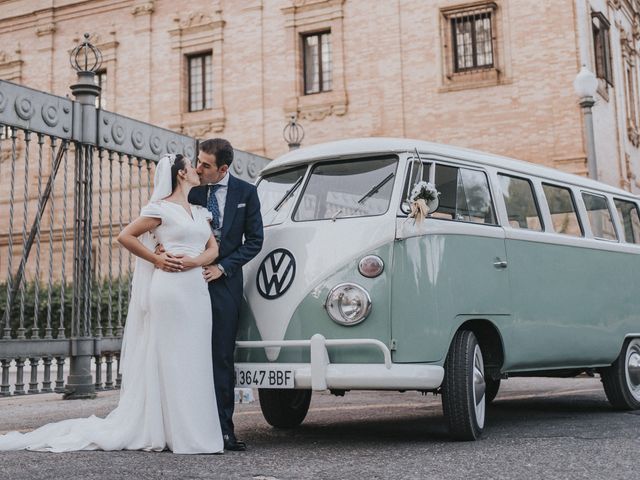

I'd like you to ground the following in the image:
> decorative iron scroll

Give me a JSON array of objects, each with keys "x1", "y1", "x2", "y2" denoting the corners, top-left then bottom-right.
[
  {"x1": 0, "y1": 79, "x2": 73, "y2": 139},
  {"x1": 98, "y1": 110, "x2": 196, "y2": 161}
]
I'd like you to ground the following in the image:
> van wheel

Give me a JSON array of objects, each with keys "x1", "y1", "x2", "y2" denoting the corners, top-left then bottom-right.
[
  {"x1": 485, "y1": 377, "x2": 501, "y2": 404},
  {"x1": 601, "y1": 338, "x2": 640, "y2": 410},
  {"x1": 442, "y1": 330, "x2": 486, "y2": 441},
  {"x1": 258, "y1": 389, "x2": 312, "y2": 428}
]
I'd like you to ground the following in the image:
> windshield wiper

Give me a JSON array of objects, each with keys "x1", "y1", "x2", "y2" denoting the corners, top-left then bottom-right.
[
  {"x1": 274, "y1": 176, "x2": 303, "y2": 212},
  {"x1": 357, "y1": 173, "x2": 395, "y2": 205}
]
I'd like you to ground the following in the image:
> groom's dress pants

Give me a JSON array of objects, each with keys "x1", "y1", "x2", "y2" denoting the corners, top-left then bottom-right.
[{"x1": 209, "y1": 279, "x2": 239, "y2": 436}]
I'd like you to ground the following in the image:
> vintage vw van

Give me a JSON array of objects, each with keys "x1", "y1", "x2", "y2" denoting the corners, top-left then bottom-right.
[{"x1": 235, "y1": 138, "x2": 640, "y2": 440}]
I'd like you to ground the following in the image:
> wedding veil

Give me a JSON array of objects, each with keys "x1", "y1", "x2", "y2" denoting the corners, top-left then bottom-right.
[
  {"x1": 149, "y1": 154, "x2": 175, "y2": 202},
  {"x1": 118, "y1": 154, "x2": 176, "y2": 392}
]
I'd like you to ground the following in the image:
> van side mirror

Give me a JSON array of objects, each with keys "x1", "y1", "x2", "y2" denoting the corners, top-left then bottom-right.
[
  {"x1": 401, "y1": 158, "x2": 435, "y2": 215},
  {"x1": 408, "y1": 181, "x2": 440, "y2": 222}
]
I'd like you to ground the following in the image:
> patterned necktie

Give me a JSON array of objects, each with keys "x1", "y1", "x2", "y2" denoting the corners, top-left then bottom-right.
[{"x1": 207, "y1": 184, "x2": 223, "y2": 231}]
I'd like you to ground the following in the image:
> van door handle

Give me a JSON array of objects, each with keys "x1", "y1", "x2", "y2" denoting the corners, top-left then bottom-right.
[{"x1": 493, "y1": 258, "x2": 508, "y2": 269}]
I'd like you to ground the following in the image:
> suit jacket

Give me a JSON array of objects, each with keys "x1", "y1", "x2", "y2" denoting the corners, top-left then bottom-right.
[{"x1": 188, "y1": 175, "x2": 264, "y2": 301}]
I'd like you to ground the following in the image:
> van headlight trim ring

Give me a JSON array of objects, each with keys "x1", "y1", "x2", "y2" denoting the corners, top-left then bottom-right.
[{"x1": 325, "y1": 283, "x2": 372, "y2": 326}]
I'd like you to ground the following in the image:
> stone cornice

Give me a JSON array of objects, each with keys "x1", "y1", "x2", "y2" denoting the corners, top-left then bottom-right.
[
  {"x1": 0, "y1": 0, "x2": 132, "y2": 33},
  {"x1": 131, "y1": 1, "x2": 154, "y2": 16},
  {"x1": 173, "y1": 113, "x2": 226, "y2": 137},
  {"x1": 609, "y1": 0, "x2": 640, "y2": 22},
  {"x1": 0, "y1": 48, "x2": 21, "y2": 65},
  {"x1": 281, "y1": 0, "x2": 345, "y2": 29},
  {"x1": 35, "y1": 22, "x2": 56, "y2": 37},
  {"x1": 609, "y1": 0, "x2": 640, "y2": 13},
  {"x1": 169, "y1": 10, "x2": 226, "y2": 50},
  {"x1": 621, "y1": 31, "x2": 637, "y2": 59},
  {"x1": 170, "y1": 9, "x2": 225, "y2": 34},
  {"x1": 281, "y1": 0, "x2": 345, "y2": 16},
  {"x1": 0, "y1": 48, "x2": 23, "y2": 82},
  {"x1": 240, "y1": 0, "x2": 263, "y2": 12},
  {"x1": 0, "y1": 57, "x2": 23, "y2": 68},
  {"x1": 440, "y1": 1, "x2": 498, "y2": 16}
]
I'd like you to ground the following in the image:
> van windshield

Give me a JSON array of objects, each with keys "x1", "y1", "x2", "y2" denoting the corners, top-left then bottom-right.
[
  {"x1": 258, "y1": 166, "x2": 308, "y2": 226},
  {"x1": 293, "y1": 157, "x2": 398, "y2": 222}
]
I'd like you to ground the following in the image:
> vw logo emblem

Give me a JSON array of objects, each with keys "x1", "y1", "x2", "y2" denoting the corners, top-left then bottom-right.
[{"x1": 256, "y1": 249, "x2": 296, "y2": 300}]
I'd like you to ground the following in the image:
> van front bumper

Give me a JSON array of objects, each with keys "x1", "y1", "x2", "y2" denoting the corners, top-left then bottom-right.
[{"x1": 235, "y1": 334, "x2": 444, "y2": 391}]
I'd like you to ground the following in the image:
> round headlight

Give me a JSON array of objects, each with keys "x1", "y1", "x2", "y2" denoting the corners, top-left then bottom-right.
[
  {"x1": 325, "y1": 283, "x2": 372, "y2": 326},
  {"x1": 358, "y1": 255, "x2": 384, "y2": 278}
]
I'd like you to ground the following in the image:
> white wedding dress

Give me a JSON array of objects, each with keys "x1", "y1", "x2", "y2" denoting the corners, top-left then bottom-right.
[{"x1": 0, "y1": 158, "x2": 224, "y2": 455}]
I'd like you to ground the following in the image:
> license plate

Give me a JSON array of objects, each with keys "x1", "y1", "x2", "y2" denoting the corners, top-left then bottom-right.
[{"x1": 235, "y1": 367, "x2": 295, "y2": 389}]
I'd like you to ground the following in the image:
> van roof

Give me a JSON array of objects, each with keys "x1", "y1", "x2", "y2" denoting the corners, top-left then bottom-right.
[{"x1": 262, "y1": 137, "x2": 639, "y2": 199}]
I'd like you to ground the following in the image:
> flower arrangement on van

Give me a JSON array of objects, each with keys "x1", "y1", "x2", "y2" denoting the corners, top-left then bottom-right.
[{"x1": 409, "y1": 181, "x2": 440, "y2": 224}]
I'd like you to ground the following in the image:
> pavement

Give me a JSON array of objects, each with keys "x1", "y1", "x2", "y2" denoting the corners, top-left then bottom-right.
[{"x1": 1, "y1": 377, "x2": 639, "y2": 480}]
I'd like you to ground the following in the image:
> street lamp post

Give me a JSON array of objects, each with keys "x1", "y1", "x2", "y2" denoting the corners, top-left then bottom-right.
[
  {"x1": 283, "y1": 115, "x2": 305, "y2": 150},
  {"x1": 65, "y1": 33, "x2": 103, "y2": 399},
  {"x1": 574, "y1": 65, "x2": 599, "y2": 181}
]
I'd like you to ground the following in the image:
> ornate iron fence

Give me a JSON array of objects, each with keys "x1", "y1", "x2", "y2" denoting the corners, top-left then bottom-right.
[{"x1": 0, "y1": 34, "x2": 225, "y2": 399}]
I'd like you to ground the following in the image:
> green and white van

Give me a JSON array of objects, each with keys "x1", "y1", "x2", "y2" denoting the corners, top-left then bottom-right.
[{"x1": 234, "y1": 138, "x2": 640, "y2": 440}]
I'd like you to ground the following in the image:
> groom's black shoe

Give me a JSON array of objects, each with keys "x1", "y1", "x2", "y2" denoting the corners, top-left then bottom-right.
[{"x1": 223, "y1": 433, "x2": 246, "y2": 451}]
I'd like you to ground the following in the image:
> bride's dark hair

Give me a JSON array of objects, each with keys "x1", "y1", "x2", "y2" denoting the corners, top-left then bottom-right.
[{"x1": 170, "y1": 154, "x2": 187, "y2": 192}]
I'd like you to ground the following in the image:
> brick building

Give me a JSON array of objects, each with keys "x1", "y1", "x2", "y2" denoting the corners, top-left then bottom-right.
[
  {"x1": 1, "y1": 0, "x2": 640, "y2": 285},
  {"x1": 1, "y1": 0, "x2": 640, "y2": 189},
  {"x1": 1, "y1": 0, "x2": 640, "y2": 186}
]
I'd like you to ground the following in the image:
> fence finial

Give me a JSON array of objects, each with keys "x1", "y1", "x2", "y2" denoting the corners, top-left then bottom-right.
[
  {"x1": 283, "y1": 115, "x2": 305, "y2": 150},
  {"x1": 70, "y1": 33, "x2": 103, "y2": 74}
]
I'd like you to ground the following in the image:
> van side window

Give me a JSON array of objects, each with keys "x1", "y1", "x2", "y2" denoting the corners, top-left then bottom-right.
[
  {"x1": 581, "y1": 192, "x2": 617, "y2": 240},
  {"x1": 613, "y1": 198, "x2": 640, "y2": 244},
  {"x1": 498, "y1": 174, "x2": 543, "y2": 231},
  {"x1": 542, "y1": 184, "x2": 583, "y2": 237},
  {"x1": 432, "y1": 164, "x2": 496, "y2": 224}
]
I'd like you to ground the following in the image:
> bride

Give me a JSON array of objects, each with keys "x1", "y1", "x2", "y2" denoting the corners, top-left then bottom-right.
[{"x1": 0, "y1": 154, "x2": 224, "y2": 454}]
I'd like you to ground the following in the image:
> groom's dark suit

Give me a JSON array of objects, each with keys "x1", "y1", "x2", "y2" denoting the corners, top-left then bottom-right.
[{"x1": 189, "y1": 174, "x2": 263, "y2": 437}]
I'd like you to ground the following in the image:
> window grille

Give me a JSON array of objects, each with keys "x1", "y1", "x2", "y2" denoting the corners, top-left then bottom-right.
[
  {"x1": 449, "y1": 8, "x2": 495, "y2": 73},
  {"x1": 592, "y1": 12, "x2": 613, "y2": 85}
]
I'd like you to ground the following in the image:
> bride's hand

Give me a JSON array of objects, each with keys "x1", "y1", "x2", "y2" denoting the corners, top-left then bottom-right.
[{"x1": 154, "y1": 252, "x2": 184, "y2": 272}]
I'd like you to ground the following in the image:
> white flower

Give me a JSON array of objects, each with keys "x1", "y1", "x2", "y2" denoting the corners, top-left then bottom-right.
[{"x1": 410, "y1": 181, "x2": 439, "y2": 203}]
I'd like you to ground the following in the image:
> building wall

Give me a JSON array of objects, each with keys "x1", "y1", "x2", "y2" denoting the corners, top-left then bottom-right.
[
  {"x1": 576, "y1": 0, "x2": 640, "y2": 190},
  {"x1": 0, "y1": 0, "x2": 622, "y2": 173},
  {"x1": 2, "y1": 0, "x2": 640, "y2": 285}
]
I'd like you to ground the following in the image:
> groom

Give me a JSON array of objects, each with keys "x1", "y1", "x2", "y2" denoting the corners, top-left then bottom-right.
[{"x1": 189, "y1": 138, "x2": 263, "y2": 451}]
